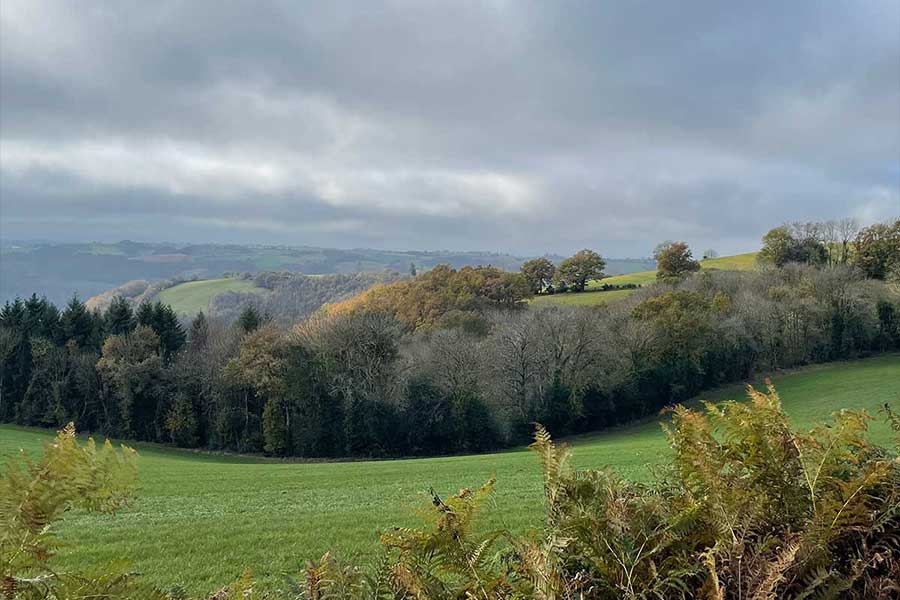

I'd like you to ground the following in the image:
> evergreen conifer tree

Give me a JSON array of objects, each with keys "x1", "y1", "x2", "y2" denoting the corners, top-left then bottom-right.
[
  {"x1": 105, "y1": 296, "x2": 136, "y2": 336},
  {"x1": 60, "y1": 296, "x2": 94, "y2": 349}
]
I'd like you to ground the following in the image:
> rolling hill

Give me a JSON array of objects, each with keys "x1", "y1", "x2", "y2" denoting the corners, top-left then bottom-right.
[
  {"x1": 1, "y1": 239, "x2": 654, "y2": 306},
  {"x1": 157, "y1": 277, "x2": 266, "y2": 315},
  {"x1": 2, "y1": 354, "x2": 895, "y2": 595},
  {"x1": 598, "y1": 251, "x2": 758, "y2": 287}
]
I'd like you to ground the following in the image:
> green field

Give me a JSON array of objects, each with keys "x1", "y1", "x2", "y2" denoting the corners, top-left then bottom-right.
[
  {"x1": 530, "y1": 288, "x2": 636, "y2": 306},
  {"x1": 699, "y1": 251, "x2": 759, "y2": 272},
  {"x1": 157, "y1": 278, "x2": 265, "y2": 315},
  {"x1": 592, "y1": 251, "x2": 759, "y2": 288},
  {"x1": 2, "y1": 354, "x2": 897, "y2": 595},
  {"x1": 533, "y1": 252, "x2": 759, "y2": 307}
]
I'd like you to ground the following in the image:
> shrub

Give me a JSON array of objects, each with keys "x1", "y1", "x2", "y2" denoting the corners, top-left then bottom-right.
[
  {"x1": 238, "y1": 385, "x2": 896, "y2": 599},
  {"x1": 0, "y1": 424, "x2": 152, "y2": 599}
]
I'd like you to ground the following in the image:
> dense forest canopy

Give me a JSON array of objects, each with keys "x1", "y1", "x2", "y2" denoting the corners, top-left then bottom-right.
[{"x1": 1, "y1": 219, "x2": 898, "y2": 458}]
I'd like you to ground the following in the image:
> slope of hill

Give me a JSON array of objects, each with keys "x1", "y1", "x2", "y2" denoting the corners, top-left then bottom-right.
[
  {"x1": 2, "y1": 354, "x2": 896, "y2": 595},
  {"x1": 210, "y1": 271, "x2": 406, "y2": 323},
  {"x1": 84, "y1": 279, "x2": 152, "y2": 311},
  {"x1": 157, "y1": 278, "x2": 265, "y2": 315},
  {"x1": 529, "y1": 287, "x2": 636, "y2": 306},
  {"x1": 697, "y1": 251, "x2": 759, "y2": 271},
  {"x1": 594, "y1": 251, "x2": 759, "y2": 288}
]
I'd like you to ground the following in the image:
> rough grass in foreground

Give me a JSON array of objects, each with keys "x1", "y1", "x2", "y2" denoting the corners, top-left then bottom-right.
[{"x1": 0, "y1": 354, "x2": 896, "y2": 595}]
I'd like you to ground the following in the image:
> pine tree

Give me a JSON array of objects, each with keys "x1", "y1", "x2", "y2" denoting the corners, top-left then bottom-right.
[
  {"x1": 135, "y1": 302, "x2": 185, "y2": 361},
  {"x1": 188, "y1": 311, "x2": 210, "y2": 352},
  {"x1": 24, "y1": 294, "x2": 61, "y2": 340},
  {"x1": 105, "y1": 296, "x2": 135, "y2": 336},
  {"x1": 0, "y1": 298, "x2": 26, "y2": 329},
  {"x1": 0, "y1": 309, "x2": 29, "y2": 422},
  {"x1": 136, "y1": 301, "x2": 156, "y2": 328},
  {"x1": 60, "y1": 295, "x2": 94, "y2": 349},
  {"x1": 152, "y1": 303, "x2": 186, "y2": 361},
  {"x1": 238, "y1": 305, "x2": 261, "y2": 333}
]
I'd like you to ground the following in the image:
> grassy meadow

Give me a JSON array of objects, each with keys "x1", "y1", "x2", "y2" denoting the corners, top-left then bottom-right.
[
  {"x1": 157, "y1": 277, "x2": 265, "y2": 315},
  {"x1": 529, "y1": 287, "x2": 636, "y2": 306},
  {"x1": 1, "y1": 354, "x2": 897, "y2": 595},
  {"x1": 699, "y1": 251, "x2": 759, "y2": 271}
]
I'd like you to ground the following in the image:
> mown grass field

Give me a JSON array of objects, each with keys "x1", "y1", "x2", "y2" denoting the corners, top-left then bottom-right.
[
  {"x1": 1, "y1": 354, "x2": 896, "y2": 595},
  {"x1": 533, "y1": 252, "x2": 759, "y2": 307},
  {"x1": 157, "y1": 277, "x2": 265, "y2": 315},
  {"x1": 699, "y1": 251, "x2": 758, "y2": 272}
]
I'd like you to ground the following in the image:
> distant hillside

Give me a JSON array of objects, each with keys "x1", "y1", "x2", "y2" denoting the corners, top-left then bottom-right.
[
  {"x1": 1, "y1": 239, "x2": 653, "y2": 305},
  {"x1": 140, "y1": 271, "x2": 404, "y2": 322},
  {"x1": 157, "y1": 278, "x2": 265, "y2": 315},
  {"x1": 532, "y1": 252, "x2": 759, "y2": 307},
  {"x1": 84, "y1": 279, "x2": 153, "y2": 311}
]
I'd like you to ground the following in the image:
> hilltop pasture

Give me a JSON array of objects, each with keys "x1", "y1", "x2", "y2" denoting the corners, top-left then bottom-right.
[
  {"x1": 157, "y1": 277, "x2": 265, "y2": 315},
  {"x1": 2, "y1": 355, "x2": 896, "y2": 595},
  {"x1": 532, "y1": 251, "x2": 759, "y2": 307}
]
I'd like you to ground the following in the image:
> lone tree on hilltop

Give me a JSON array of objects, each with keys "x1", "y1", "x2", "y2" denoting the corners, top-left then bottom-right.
[
  {"x1": 554, "y1": 250, "x2": 605, "y2": 292},
  {"x1": 654, "y1": 242, "x2": 701, "y2": 282}
]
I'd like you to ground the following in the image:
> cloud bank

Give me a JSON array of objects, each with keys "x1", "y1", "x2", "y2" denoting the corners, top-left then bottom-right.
[{"x1": 2, "y1": 0, "x2": 898, "y2": 256}]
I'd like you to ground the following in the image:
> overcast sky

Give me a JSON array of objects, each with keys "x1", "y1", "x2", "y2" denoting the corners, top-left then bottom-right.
[{"x1": 1, "y1": 1, "x2": 898, "y2": 257}]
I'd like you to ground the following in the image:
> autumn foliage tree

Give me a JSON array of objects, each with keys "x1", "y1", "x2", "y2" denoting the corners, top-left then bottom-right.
[
  {"x1": 1, "y1": 424, "x2": 146, "y2": 599},
  {"x1": 653, "y1": 241, "x2": 701, "y2": 282},
  {"x1": 854, "y1": 218, "x2": 900, "y2": 280},
  {"x1": 223, "y1": 323, "x2": 288, "y2": 455},
  {"x1": 521, "y1": 257, "x2": 556, "y2": 294},
  {"x1": 324, "y1": 264, "x2": 531, "y2": 330}
]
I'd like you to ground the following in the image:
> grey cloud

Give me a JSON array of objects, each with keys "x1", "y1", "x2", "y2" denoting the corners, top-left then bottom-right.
[{"x1": 1, "y1": 0, "x2": 897, "y2": 257}]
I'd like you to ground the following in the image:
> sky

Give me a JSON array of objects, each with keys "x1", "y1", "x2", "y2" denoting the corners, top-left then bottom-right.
[{"x1": 1, "y1": 1, "x2": 898, "y2": 257}]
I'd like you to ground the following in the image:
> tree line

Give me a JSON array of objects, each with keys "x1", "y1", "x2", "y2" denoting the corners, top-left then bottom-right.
[
  {"x1": 1, "y1": 219, "x2": 898, "y2": 457},
  {"x1": 757, "y1": 217, "x2": 900, "y2": 275}
]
